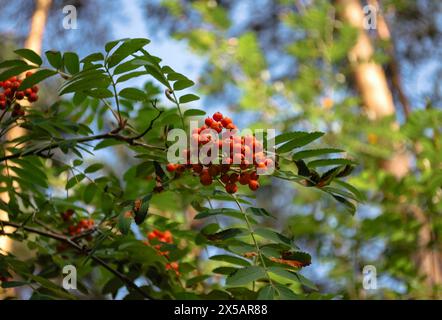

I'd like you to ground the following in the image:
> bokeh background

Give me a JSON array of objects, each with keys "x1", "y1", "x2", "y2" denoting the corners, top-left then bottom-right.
[{"x1": 0, "y1": 0, "x2": 441, "y2": 299}]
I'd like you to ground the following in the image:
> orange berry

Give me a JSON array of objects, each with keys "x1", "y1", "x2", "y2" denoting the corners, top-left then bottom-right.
[
  {"x1": 213, "y1": 112, "x2": 223, "y2": 121},
  {"x1": 166, "y1": 163, "x2": 177, "y2": 172},
  {"x1": 205, "y1": 117, "x2": 214, "y2": 126},
  {"x1": 147, "y1": 231, "x2": 157, "y2": 240},
  {"x1": 248, "y1": 180, "x2": 260, "y2": 191},
  {"x1": 221, "y1": 117, "x2": 232, "y2": 127}
]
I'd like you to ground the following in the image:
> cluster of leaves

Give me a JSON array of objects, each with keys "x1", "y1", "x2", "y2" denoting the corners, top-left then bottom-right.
[{"x1": 0, "y1": 38, "x2": 358, "y2": 299}]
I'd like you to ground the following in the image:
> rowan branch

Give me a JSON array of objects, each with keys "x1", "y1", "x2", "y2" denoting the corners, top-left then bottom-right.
[
  {"x1": 0, "y1": 110, "x2": 165, "y2": 163},
  {"x1": 0, "y1": 219, "x2": 154, "y2": 300}
]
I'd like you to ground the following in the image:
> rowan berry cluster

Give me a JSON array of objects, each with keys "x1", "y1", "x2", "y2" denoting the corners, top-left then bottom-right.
[
  {"x1": 145, "y1": 229, "x2": 180, "y2": 275},
  {"x1": 0, "y1": 72, "x2": 39, "y2": 116},
  {"x1": 61, "y1": 209, "x2": 95, "y2": 236},
  {"x1": 67, "y1": 219, "x2": 95, "y2": 236},
  {"x1": 166, "y1": 112, "x2": 274, "y2": 194}
]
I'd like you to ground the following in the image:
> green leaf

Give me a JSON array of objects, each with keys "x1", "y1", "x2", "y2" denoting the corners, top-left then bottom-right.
[
  {"x1": 246, "y1": 207, "x2": 274, "y2": 218},
  {"x1": 307, "y1": 158, "x2": 356, "y2": 168},
  {"x1": 45, "y1": 50, "x2": 63, "y2": 69},
  {"x1": 14, "y1": 48, "x2": 42, "y2": 65},
  {"x1": 167, "y1": 72, "x2": 187, "y2": 81},
  {"x1": 66, "y1": 174, "x2": 85, "y2": 189},
  {"x1": 331, "y1": 194, "x2": 356, "y2": 215},
  {"x1": 277, "y1": 132, "x2": 324, "y2": 153},
  {"x1": 258, "y1": 285, "x2": 276, "y2": 300},
  {"x1": 212, "y1": 266, "x2": 237, "y2": 275},
  {"x1": 107, "y1": 38, "x2": 150, "y2": 68},
  {"x1": 226, "y1": 266, "x2": 266, "y2": 286},
  {"x1": 105, "y1": 38, "x2": 127, "y2": 52},
  {"x1": 205, "y1": 228, "x2": 248, "y2": 241},
  {"x1": 18, "y1": 69, "x2": 57, "y2": 90},
  {"x1": 116, "y1": 71, "x2": 147, "y2": 83},
  {"x1": 333, "y1": 180, "x2": 365, "y2": 202},
  {"x1": 275, "y1": 132, "x2": 308, "y2": 145},
  {"x1": 119, "y1": 87, "x2": 147, "y2": 101},
  {"x1": 183, "y1": 109, "x2": 206, "y2": 117},
  {"x1": 173, "y1": 79, "x2": 194, "y2": 91},
  {"x1": 254, "y1": 227, "x2": 295, "y2": 248},
  {"x1": 1, "y1": 281, "x2": 29, "y2": 289},
  {"x1": 83, "y1": 183, "x2": 97, "y2": 204},
  {"x1": 292, "y1": 148, "x2": 344, "y2": 160},
  {"x1": 0, "y1": 65, "x2": 36, "y2": 81},
  {"x1": 268, "y1": 267, "x2": 315, "y2": 288},
  {"x1": 85, "y1": 88, "x2": 114, "y2": 98},
  {"x1": 134, "y1": 194, "x2": 151, "y2": 225},
  {"x1": 81, "y1": 52, "x2": 104, "y2": 63},
  {"x1": 85, "y1": 163, "x2": 104, "y2": 173},
  {"x1": 64, "y1": 52, "x2": 80, "y2": 74},
  {"x1": 179, "y1": 94, "x2": 200, "y2": 104},
  {"x1": 0, "y1": 59, "x2": 28, "y2": 69},
  {"x1": 209, "y1": 254, "x2": 251, "y2": 267},
  {"x1": 195, "y1": 208, "x2": 255, "y2": 223},
  {"x1": 118, "y1": 209, "x2": 132, "y2": 235},
  {"x1": 94, "y1": 139, "x2": 123, "y2": 150}
]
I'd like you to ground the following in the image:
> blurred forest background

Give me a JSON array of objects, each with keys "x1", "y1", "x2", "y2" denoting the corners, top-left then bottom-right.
[{"x1": 0, "y1": 0, "x2": 441, "y2": 299}]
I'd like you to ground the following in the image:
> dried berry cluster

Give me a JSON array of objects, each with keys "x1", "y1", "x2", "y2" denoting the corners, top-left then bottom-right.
[
  {"x1": 145, "y1": 229, "x2": 179, "y2": 275},
  {"x1": 166, "y1": 112, "x2": 274, "y2": 194},
  {"x1": 0, "y1": 72, "x2": 39, "y2": 116}
]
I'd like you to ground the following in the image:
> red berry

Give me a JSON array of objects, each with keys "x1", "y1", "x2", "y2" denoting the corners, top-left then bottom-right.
[
  {"x1": 15, "y1": 91, "x2": 25, "y2": 100},
  {"x1": 0, "y1": 101, "x2": 6, "y2": 110},
  {"x1": 200, "y1": 174, "x2": 213, "y2": 186},
  {"x1": 25, "y1": 71, "x2": 33, "y2": 78},
  {"x1": 192, "y1": 164, "x2": 203, "y2": 173},
  {"x1": 0, "y1": 81, "x2": 4, "y2": 88},
  {"x1": 221, "y1": 117, "x2": 232, "y2": 127},
  {"x1": 28, "y1": 93, "x2": 38, "y2": 102},
  {"x1": 24, "y1": 88, "x2": 33, "y2": 96},
  {"x1": 31, "y1": 85, "x2": 39, "y2": 93},
  {"x1": 250, "y1": 171, "x2": 259, "y2": 181},
  {"x1": 229, "y1": 173, "x2": 239, "y2": 183},
  {"x1": 11, "y1": 81, "x2": 20, "y2": 90},
  {"x1": 205, "y1": 117, "x2": 214, "y2": 126},
  {"x1": 226, "y1": 123, "x2": 236, "y2": 130},
  {"x1": 4, "y1": 88, "x2": 13, "y2": 97},
  {"x1": 239, "y1": 173, "x2": 250, "y2": 185},
  {"x1": 213, "y1": 112, "x2": 223, "y2": 121},
  {"x1": 3, "y1": 81, "x2": 11, "y2": 89},
  {"x1": 208, "y1": 165, "x2": 220, "y2": 176},
  {"x1": 0, "y1": 94, "x2": 5, "y2": 101},
  {"x1": 9, "y1": 76, "x2": 17, "y2": 82},
  {"x1": 225, "y1": 183, "x2": 238, "y2": 194},
  {"x1": 220, "y1": 173, "x2": 230, "y2": 184},
  {"x1": 166, "y1": 163, "x2": 177, "y2": 172},
  {"x1": 248, "y1": 180, "x2": 260, "y2": 191},
  {"x1": 175, "y1": 164, "x2": 185, "y2": 173}
]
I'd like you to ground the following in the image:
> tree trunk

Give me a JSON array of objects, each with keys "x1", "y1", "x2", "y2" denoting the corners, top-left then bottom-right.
[
  {"x1": 0, "y1": 0, "x2": 52, "y2": 297},
  {"x1": 336, "y1": 0, "x2": 441, "y2": 295}
]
